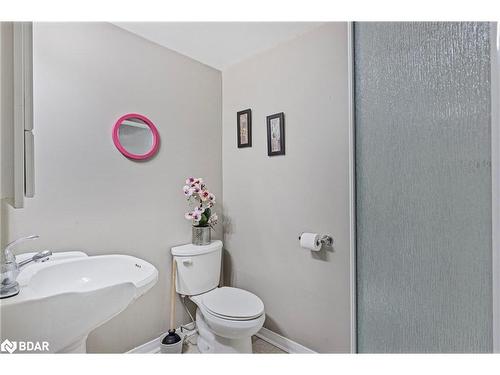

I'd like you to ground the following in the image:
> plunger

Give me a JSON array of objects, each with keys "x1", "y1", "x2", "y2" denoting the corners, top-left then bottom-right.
[{"x1": 161, "y1": 258, "x2": 182, "y2": 352}]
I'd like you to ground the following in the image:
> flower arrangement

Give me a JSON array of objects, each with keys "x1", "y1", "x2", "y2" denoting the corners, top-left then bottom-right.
[{"x1": 183, "y1": 177, "x2": 218, "y2": 229}]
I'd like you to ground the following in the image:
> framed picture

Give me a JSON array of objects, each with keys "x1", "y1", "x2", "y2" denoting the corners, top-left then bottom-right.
[
  {"x1": 237, "y1": 109, "x2": 252, "y2": 148},
  {"x1": 267, "y1": 112, "x2": 285, "y2": 156}
]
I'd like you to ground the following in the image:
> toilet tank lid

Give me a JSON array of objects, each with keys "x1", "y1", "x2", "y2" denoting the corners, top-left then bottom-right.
[{"x1": 171, "y1": 240, "x2": 222, "y2": 256}]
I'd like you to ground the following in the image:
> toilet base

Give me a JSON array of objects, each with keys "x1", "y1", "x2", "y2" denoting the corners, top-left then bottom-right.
[{"x1": 195, "y1": 309, "x2": 253, "y2": 353}]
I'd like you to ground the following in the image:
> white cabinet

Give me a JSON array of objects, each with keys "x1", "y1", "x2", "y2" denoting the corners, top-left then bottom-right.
[{"x1": 0, "y1": 22, "x2": 34, "y2": 209}]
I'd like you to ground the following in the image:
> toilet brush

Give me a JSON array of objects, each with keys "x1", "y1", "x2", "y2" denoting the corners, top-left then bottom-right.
[{"x1": 160, "y1": 258, "x2": 182, "y2": 353}]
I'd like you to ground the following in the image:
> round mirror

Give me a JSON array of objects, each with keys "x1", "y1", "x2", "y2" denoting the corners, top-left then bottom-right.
[{"x1": 112, "y1": 113, "x2": 160, "y2": 160}]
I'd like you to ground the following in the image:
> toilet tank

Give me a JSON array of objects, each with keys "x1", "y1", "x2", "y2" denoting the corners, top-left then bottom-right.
[{"x1": 171, "y1": 240, "x2": 222, "y2": 296}]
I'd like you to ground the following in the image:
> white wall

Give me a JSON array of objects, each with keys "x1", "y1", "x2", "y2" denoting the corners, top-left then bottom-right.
[
  {"x1": 3, "y1": 23, "x2": 222, "y2": 353},
  {"x1": 222, "y1": 23, "x2": 352, "y2": 352}
]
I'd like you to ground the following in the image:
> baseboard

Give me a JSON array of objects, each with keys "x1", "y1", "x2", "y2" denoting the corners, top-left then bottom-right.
[
  {"x1": 255, "y1": 327, "x2": 316, "y2": 354},
  {"x1": 127, "y1": 323, "x2": 195, "y2": 354},
  {"x1": 127, "y1": 335, "x2": 162, "y2": 354},
  {"x1": 127, "y1": 326, "x2": 316, "y2": 354}
]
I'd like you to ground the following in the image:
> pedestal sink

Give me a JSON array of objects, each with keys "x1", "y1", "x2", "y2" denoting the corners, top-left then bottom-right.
[{"x1": 0, "y1": 251, "x2": 158, "y2": 353}]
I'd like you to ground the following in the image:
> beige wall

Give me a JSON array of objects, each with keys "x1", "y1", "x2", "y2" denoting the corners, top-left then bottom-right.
[
  {"x1": 1, "y1": 22, "x2": 14, "y2": 248},
  {"x1": 222, "y1": 23, "x2": 352, "y2": 352},
  {"x1": 4, "y1": 22, "x2": 351, "y2": 353},
  {"x1": 3, "y1": 23, "x2": 222, "y2": 353}
]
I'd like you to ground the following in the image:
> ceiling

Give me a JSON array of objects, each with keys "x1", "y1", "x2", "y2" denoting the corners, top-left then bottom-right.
[{"x1": 113, "y1": 22, "x2": 323, "y2": 70}]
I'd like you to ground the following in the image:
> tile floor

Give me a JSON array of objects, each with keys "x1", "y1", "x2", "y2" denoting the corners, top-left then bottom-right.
[
  {"x1": 251, "y1": 336, "x2": 286, "y2": 354},
  {"x1": 181, "y1": 334, "x2": 286, "y2": 354}
]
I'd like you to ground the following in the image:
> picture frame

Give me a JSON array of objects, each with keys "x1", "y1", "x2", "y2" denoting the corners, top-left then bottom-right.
[
  {"x1": 237, "y1": 109, "x2": 252, "y2": 148},
  {"x1": 266, "y1": 112, "x2": 285, "y2": 156}
]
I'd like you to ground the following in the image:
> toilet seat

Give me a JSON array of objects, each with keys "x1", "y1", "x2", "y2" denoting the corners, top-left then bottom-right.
[{"x1": 192, "y1": 287, "x2": 264, "y2": 321}]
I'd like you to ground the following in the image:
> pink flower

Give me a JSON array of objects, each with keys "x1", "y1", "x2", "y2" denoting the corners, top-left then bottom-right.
[
  {"x1": 194, "y1": 206, "x2": 205, "y2": 214},
  {"x1": 200, "y1": 190, "x2": 210, "y2": 201},
  {"x1": 190, "y1": 178, "x2": 203, "y2": 188},
  {"x1": 183, "y1": 177, "x2": 216, "y2": 227},
  {"x1": 208, "y1": 213, "x2": 218, "y2": 228},
  {"x1": 183, "y1": 185, "x2": 194, "y2": 197}
]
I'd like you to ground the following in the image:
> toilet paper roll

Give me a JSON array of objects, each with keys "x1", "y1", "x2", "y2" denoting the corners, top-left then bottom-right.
[{"x1": 299, "y1": 233, "x2": 321, "y2": 251}]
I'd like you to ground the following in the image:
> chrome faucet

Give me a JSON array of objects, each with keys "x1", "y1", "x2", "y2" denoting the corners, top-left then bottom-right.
[{"x1": 1, "y1": 235, "x2": 52, "y2": 299}]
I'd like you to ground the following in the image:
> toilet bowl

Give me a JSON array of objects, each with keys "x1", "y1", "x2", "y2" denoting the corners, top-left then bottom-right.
[
  {"x1": 171, "y1": 241, "x2": 265, "y2": 353},
  {"x1": 191, "y1": 287, "x2": 265, "y2": 353}
]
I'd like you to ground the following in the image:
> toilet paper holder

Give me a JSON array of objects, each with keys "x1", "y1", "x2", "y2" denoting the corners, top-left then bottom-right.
[{"x1": 298, "y1": 233, "x2": 333, "y2": 247}]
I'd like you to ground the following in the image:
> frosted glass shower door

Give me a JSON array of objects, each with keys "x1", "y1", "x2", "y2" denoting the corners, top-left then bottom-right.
[{"x1": 354, "y1": 22, "x2": 492, "y2": 353}]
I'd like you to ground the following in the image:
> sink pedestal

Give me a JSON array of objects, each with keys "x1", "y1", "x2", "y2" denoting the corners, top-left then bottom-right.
[{"x1": 0, "y1": 251, "x2": 158, "y2": 354}]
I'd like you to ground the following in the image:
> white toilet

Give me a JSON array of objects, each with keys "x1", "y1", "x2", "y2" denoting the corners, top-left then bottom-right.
[{"x1": 171, "y1": 240, "x2": 265, "y2": 353}]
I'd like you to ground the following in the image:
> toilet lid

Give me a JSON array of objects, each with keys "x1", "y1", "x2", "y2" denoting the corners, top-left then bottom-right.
[{"x1": 201, "y1": 287, "x2": 264, "y2": 320}]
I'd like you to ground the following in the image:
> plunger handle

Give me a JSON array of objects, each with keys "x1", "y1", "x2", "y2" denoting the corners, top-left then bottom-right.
[{"x1": 170, "y1": 257, "x2": 177, "y2": 330}]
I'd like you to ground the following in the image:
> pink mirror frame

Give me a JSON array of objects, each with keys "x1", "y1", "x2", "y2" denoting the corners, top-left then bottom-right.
[{"x1": 112, "y1": 113, "x2": 160, "y2": 160}]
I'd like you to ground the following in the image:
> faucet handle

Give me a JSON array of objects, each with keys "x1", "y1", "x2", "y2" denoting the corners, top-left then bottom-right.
[
  {"x1": 32, "y1": 250, "x2": 52, "y2": 262},
  {"x1": 17, "y1": 250, "x2": 53, "y2": 268},
  {"x1": 3, "y1": 235, "x2": 40, "y2": 262}
]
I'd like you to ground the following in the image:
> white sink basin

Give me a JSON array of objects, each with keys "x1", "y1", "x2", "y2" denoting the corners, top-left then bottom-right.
[{"x1": 0, "y1": 251, "x2": 158, "y2": 353}]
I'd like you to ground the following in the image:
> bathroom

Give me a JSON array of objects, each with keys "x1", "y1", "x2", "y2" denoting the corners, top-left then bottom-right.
[{"x1": 1, "y1": 0, "x2": 500, "y2": 373}]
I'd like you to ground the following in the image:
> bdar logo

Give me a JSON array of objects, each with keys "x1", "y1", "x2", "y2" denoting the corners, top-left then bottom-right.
[{"x1": 1, "y1": 339, "x2": 17, "y2": 354}]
